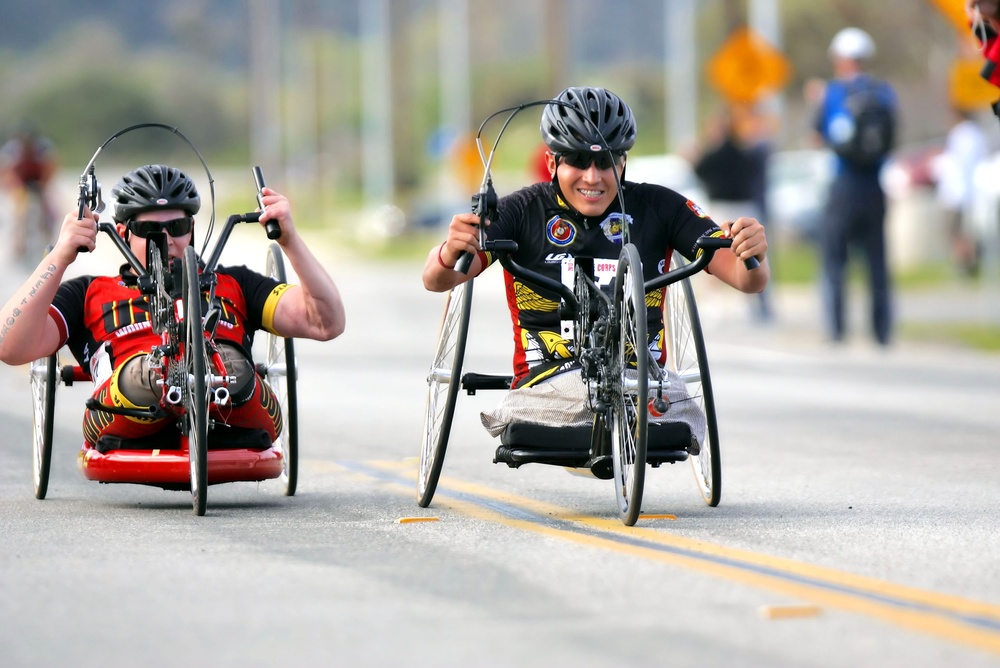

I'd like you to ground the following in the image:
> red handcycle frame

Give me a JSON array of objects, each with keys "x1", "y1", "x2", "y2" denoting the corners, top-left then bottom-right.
[{"x1": 30, "y1": 217, "x2": 298, "y2": 516}]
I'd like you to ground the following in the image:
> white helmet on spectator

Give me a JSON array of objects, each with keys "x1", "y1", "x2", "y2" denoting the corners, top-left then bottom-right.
[{"x1": 829, "y1": 27, "x2": 876, "y2": 61}]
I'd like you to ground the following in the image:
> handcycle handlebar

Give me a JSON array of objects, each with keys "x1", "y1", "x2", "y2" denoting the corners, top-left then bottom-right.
[{"x1": 480, "y1": 233, "x2": 754, "y2": 313}]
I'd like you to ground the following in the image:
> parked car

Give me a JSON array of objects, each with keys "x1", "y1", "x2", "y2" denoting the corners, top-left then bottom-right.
[
  {"x1": 626, "y1": 153, "x2": 708, "y2": 205},
  {"x1": 765, "y1": 148, "x2": 834, "y2": 243}
]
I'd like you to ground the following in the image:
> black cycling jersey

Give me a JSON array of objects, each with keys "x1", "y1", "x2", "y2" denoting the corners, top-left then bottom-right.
[{"x1": 480, "y1": 180, "x2": 720, "y2": 387}]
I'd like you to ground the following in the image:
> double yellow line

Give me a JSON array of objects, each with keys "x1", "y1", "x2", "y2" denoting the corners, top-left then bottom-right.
[{"x1": 344, "y1": 459, "x2": 1000, "y2": 656}]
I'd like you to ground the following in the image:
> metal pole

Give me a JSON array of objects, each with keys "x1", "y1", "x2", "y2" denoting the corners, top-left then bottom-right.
[
  {"x1": 664, "y1": 0, "x2": 698, "y2": 153},
  {"x1": 249, "y1": 0, "x2": 282, "y2": 173},
  {"x1": 360, "y1": 0, "x2": 394, "y2": 207}
]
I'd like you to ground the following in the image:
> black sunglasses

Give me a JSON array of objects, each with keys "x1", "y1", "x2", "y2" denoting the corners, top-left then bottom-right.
[
  {"x1": 128, "y1": 216, "x2": 194, "y2": 238},
  {"x1": 557, "y1": 150, "x2": 625, "y2": 171}
]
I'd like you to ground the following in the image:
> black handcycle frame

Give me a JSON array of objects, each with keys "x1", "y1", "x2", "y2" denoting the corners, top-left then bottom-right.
[{"x1": 419, "y1": 234, "x2": 731, "y2": 526}]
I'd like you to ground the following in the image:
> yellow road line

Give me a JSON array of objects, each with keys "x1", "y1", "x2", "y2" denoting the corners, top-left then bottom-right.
[{"x1": 356, "y1": 459, "x2": 1000, "y2": 655}]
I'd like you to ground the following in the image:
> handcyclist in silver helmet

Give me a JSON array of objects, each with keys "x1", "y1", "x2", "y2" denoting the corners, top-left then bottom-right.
[
  {"x1": 0, "y1": 163, "x2": 345, "y2": 450},
  {"x1": 422, "y1": 86, "x2": 769, "y2": 438}
]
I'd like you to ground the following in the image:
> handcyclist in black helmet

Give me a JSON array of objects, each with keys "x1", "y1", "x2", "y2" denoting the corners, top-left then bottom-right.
[
  {"x1": 422, "y1": 86, "x2": 769, "y2": 438},
  {"x1": 0, "y1": 163, "x2": 345, "y2": 450}
]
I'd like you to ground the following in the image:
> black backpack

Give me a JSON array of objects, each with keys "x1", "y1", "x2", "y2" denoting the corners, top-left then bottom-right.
[{"x1": 831, "y1": 79, "x2": 896, "y2": 168}]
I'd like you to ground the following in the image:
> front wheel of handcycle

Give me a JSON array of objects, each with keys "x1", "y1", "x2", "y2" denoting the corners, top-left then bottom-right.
[
  {"x1": 264, "y1": 243, "x2": 299, "y2": 496},
  {"x1": 665, "y1": 251, "x2": 721, "y2": 506},
  {"x1": 183, "y1": 245, "x2": 210, "y2": 516},
  {"x1": 418, "y1": 279, "x2": 474, "y2": 507},
  {"x1": 609, "y1": 243, "x2": 649, "y2": 526},
  {"x1": 29, "y1": 354, "x2": 58, "y2": 500}
]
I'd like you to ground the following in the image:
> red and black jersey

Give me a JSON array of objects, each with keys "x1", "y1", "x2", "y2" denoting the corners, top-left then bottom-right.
[
  {"x1": 50, "y1": 262, "x2": 289, "y2": 371},
  {"x1": 480, "y1": 180, "x2": 719, "y2": 387}
]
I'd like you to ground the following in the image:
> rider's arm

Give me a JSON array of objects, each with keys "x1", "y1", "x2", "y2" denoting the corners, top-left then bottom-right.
[
  {"x1": 422, "y1": 211, "x2": 485, "y2": 292},
  {"x1": 0, "y1": 208, "x2": 98, "y2": 365},
  {"x1": 706, "y1": 217, "x2": 771, "y2": 294},
  {"x1": 257, "y1": 187, "x2": 345, "y2": 341}
]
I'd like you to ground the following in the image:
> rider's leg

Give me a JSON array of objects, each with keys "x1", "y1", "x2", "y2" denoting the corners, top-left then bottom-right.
[
  {"x1": 210, "y1": 342, "x2": 281, "y2": 441},
  {"x1": 82, "y1": 353, "x2": 170, "y2": 447}
]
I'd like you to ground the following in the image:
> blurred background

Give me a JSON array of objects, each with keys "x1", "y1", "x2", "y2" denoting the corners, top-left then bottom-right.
[{"x1": 1, "y1": 0, "x2": 998, "y2": 297}]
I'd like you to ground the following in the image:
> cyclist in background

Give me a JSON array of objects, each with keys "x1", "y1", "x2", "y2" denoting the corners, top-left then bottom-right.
[
  {"x1": 0, "y1": 127, "x2": 59, "y2": 263},
  {"x1": 422, "y1": 86, "x2": 768, "y2": 441},
  {"x1": 0, "y1": 164, "x2": 346, "y2": 451}
]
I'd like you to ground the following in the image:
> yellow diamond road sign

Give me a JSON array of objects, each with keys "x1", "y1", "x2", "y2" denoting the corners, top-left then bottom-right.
[
  {"x1": 928, "y1": 0, "x2": 972, "y2": 35},
  {"x1": 706, "y1": 27, "x2": 791, "y2": 104}
]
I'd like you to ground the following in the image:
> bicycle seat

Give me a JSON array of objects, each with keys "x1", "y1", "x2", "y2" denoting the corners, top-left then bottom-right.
[{"x1": 495, "y1": 420, "x2": 695, "y2": 473}]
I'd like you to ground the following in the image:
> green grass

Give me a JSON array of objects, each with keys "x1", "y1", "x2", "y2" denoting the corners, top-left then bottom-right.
[
  {"x1": 899, "y1": 322, "x2": 1000, "y2": 352},
  {"x1": 773, "y1": 241, "x2": 1000, "y2": 351}
]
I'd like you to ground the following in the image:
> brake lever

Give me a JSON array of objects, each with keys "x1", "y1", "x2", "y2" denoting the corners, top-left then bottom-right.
[
  {"x1": 454, "y1": 180, "x2": 497, "y2": 275},
  {"x1": 76, "y1": 167, "x2": 104, "y2": 254}
]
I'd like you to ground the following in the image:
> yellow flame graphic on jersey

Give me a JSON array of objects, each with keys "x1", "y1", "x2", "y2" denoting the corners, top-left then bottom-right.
[{"x1": 513, "y1": 281, "x2": 558, "y2": 312}]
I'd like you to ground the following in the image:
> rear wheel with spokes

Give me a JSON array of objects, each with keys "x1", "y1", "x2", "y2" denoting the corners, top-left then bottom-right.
[
  {"x1": 264, "y1": 243, "x2": 299, "y2": 496},
  {"x1": 608, "y1": 243, "x2": 648, "y2": 526},
  {"x1": 183, "y1": 245, "x2": 210, "y2": 516},
  {"x1": 30, "y1": 354, "x2": 58, "y2": 500},
  {"x1": 665, "y1": 251, "x2": 721, "y2": 506},
  {"x1": 418, "y1": 280, "x2": 473, "y2": 507}
]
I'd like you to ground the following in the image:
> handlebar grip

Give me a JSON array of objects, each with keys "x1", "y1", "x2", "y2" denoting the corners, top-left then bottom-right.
[
  {"x1": 743, "y1": 256, "x2": 760, "y2": 270},
  {"x1": 77, "y1": 193, "x2": 91, "y2": 254},
  {"x1": 252, "y1": 166, "x2": 281, "y2": 240},
  {"x1": 454, "y1": 251, "x2": 474, "y2": 275}
]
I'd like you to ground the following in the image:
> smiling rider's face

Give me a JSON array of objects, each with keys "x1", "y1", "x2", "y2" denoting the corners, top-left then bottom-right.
[{"x1": 546, "y1": 151, "x2": 625, "y2": 217}]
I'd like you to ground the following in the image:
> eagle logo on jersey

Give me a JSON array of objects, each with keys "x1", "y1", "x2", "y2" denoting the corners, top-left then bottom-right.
[
  {"x1": 546, "y1": 216, "x2": 576, "y2": 246},
  {"x1": 601, "y1": 212, "x2": 630, "y2": 243}
]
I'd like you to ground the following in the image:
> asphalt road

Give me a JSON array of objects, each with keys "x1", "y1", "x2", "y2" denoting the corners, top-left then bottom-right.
[{"x1": 1, "y1": 239, "x2": 999, "y2": 667}]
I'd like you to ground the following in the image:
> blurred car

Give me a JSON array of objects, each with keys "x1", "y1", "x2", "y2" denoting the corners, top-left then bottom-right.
[
  {"x1": 881, "y1": 138, "x2": 946, "y2": 200},
  {"x1": 765, "y1": 148, "x2": 834, "y2": 243},
  {"x1": 625, "y1": 153, "x2": 708, "y2": 205}
]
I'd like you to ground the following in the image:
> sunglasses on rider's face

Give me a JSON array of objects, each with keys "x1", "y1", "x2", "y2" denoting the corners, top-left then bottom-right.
[
  {"x1": 557, "y1": 151, "x2": 625, "y2": 171},
  {"x1": 128, "y1": 216, "x2": 194, "y2": 238}
]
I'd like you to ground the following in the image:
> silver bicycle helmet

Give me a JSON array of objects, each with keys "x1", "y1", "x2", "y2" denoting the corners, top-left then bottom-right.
[
  {"x1": 540, "y1": 86, "x2": 637, "y2": 154},
  {"x1": 110, "y1": 164, "x2": 201, "y2": 223}
]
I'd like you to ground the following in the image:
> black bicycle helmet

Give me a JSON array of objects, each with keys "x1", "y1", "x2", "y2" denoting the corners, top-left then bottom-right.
[
  {"x1": 540, "y1": 86, "x2": 637, "y2": 154},
  {"x1": 110, "y1": 164, "x2": 201, "y2": 223}
]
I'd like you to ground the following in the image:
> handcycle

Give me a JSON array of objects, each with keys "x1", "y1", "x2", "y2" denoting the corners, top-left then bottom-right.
[
  {"x1": 416, "y1": 100, "x2": 749, "y2": 526},
  {"x1": 28, "y1": 124, "x2": 298, "y2": 516},
  {"x1": 418, "y1": 233, "x2": 733, "y2": 526}
]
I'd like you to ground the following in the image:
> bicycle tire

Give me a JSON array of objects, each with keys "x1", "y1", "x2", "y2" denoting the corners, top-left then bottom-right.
[
  {"x1": 609, "y1": 243, "x2": 648, "y2": 526},
  {"x1": 264, "y1": 243, "x2": 299, "y2": 496},
  {"x1": 30, "y1": 354, "x2": 57, "y2": 500},
  {"x1": 183, "y1": 245, "x2": 210, "y2": 516},
  {"x1": 665, "y1": 252, "x2": 721, "y2": 506},
  {"x1": 417, "y1": 280, "x2": 473, "y2": 507}
]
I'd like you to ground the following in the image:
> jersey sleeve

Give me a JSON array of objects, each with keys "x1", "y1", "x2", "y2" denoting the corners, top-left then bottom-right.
[
  {"x1": 483, "y1": 184, "x2": 536, "y2": 267},
  {"x1": 221, "y1": 265, "x2": 287, "y2": 334},
  {"x1": 50, "y1": 275, "x2": 92, "y2": 348}
]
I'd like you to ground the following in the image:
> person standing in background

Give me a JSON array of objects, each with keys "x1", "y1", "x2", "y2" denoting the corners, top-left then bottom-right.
[
  {"x1": 933, "y1": 106, "x2": 987, "y2": 277},
  {"x1": 0, "y1": 127, "x2": 59, "y2": 264},
  {"x1": 813, "y1": 27, "x2": 898, "y2": 346},
  {"x1": 693, "y1": 104, "x2": 774, "y2": 323}
]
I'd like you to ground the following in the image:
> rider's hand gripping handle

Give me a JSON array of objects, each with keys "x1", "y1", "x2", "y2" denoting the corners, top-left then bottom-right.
[
  {"x1": 252, "y1": 166, "x2": 282, "y2": 240},
  {"x1": 454, "y1": 182, "x2": 498, "y2": 275}
]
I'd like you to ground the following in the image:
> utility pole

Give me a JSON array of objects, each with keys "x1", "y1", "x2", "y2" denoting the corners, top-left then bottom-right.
[
  {"x1": 360, "y1": 0, "x2": 394, "y2": 208},
  {"x1": 664, "y1": 0, "x2": 697, "y2": 152},
  {"x1": 249, "y1": 0, "x2": 282, "y2": 174}
]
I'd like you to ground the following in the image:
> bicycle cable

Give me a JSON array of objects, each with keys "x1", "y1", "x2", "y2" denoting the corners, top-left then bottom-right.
[{"x1": 77, "y1": 122, "x2": 217, "y2": 257}]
